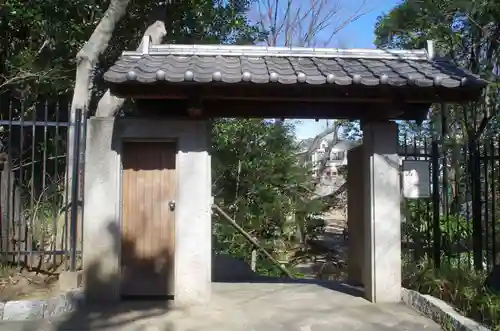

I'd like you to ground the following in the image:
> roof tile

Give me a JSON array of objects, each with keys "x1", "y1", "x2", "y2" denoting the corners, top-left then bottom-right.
[{"x1": 104, "y1": 52, "x2": 486, "y2": 89}]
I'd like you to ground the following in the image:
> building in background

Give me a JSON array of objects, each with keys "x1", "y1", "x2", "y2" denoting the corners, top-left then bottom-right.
[{"x1": 297, "y1": 128, "x2": 357, "y2": 180}]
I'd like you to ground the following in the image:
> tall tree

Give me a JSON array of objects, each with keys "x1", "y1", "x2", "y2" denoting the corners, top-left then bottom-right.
[
  {"x1": 0, "y1": 0, "x2": 110, "y2": 95},
  {"x1": 374, "y1": 0, "x2": 499, "y2": 142},
  {"x1": 374, "y1": 0, "x2": 500, "y2": 269}
]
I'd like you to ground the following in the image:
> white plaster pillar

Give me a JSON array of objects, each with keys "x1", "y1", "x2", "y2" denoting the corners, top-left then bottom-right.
[
  {"x1": 174, "y1": 123, "x2": 212, "y2": 307},
  {"x1": 362, "y1": 121, "x2": 401, "y2": 303},
  {"x1": 83, "y1": 118, "x2": 121, "y2": 303},
  {"x1": 347, "y1": 145, "x2": 364, "y2": 286}
]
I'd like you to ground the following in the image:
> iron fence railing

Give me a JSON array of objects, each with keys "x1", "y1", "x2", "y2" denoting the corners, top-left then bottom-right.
[
  {"x1": 400, "y1": 128, "x2": 499, "y2": 271},
  {"x1": 0, "y1": 94, "x2": 84, "y2": 271},
  {"x1": 2, "y1": 91, "x2": 497, "y2": 277}
]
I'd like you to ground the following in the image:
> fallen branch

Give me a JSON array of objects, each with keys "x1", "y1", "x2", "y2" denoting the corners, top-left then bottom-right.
[
  {"x1": 212, "y1": 203, "x2": 295, "y2": 279},
  {"x1": 15, "y1": 272, "x2": 43, "y2": 285}
]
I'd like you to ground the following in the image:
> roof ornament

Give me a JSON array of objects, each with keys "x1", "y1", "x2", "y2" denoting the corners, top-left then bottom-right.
[
  {"x1": 184, "y1": 70, "x2": 194, "y2": 81},
  {"x1": 326, "y1": 74, "x2": 335, "y2": 84},
  {"x1": 297, "y1": 72, "x2": 307, "y2": 83},
  {"x1": 242, "y1": 71, "x2": 252, "y2": 82},
  {"x1": 379, "y1": 74, "x2": 389, "y2": 84},
  {"x1": 212, "y1": 71, "x2": 222, "y2": 81},
  {"x1": 156, "y1": 69, "x2": 166, "y2": 81},
  {"x1": 126, "y1": 70, "x2": 137, "y2": 81},
  {"x1": 352, "y1": 74, "x2": 362, "y2": 84}
]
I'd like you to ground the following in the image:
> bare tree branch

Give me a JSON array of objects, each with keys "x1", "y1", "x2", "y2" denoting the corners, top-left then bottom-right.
[
  {"x1": 255, "y1": 0, "x2": 373, "y2": 126},
  {"x1": 0, "y1": 40, "x2": 56, "y2": 91},
  {"x1": 255, "y1": 0, "x2": 373, "y2": 47},
  {"x1": 0, "y1": 70, "x2": 52, "y2": 90}
]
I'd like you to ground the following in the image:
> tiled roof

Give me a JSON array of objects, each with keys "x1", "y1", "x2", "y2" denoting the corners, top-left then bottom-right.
[{"x1": 103, "y1": 44, "x2": 487, "y2": 89}]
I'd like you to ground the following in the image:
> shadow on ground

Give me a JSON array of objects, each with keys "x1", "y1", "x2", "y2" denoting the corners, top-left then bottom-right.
[
  {"x1": 15, "y1": 217, "x2": 362, "y2": 331},
  {"x1": 22, "y1": 222, "x2": 175, "y2": 331},
  {"x1": 216, "y1": 276, "x2": 365, "y2": 297},
  {"x1": 212, "y1": 253, "x2": 363, "y2": 298}
]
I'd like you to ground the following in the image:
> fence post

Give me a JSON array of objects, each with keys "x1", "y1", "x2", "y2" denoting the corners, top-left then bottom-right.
[
  {"x1": 0, "y1": 155, "x2": 13, "y2": 263},
  {"x1": 470, "y1": 140, "x2": 483, "y2": 270},
  {"x1": 69, "y1": 108, "x2": 82, "y2": 272},
  {"x1": 250, "y1": 249, "x2": 257, "y2": 271},
  {"x1": 431, "y1": 140, "x2": 441, "y2": 268}
]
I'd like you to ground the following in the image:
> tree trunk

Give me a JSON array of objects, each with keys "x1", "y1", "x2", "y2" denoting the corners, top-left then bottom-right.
[
  {"x1": 59, "y1": 18, "x2": 168, "y2": 267},
  {"x1": 62, "y1": 0, "x2": 131, "y2": 268},
  {"x1": 67, "y1": 0, "x2": 131, "y2": 200},
  {"x1": 95, "y1": 21, "x2": 167, "y2": 117}
]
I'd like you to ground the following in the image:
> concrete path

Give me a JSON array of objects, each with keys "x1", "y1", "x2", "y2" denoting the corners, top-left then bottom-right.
[{"x1": 0, "y1": 281, "x2": 442, "y2": 331}]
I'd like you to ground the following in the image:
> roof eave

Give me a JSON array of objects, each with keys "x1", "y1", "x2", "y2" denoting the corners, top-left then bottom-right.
[{"x1": 105, "y1": 81, "x2": 486, "y2": 105}]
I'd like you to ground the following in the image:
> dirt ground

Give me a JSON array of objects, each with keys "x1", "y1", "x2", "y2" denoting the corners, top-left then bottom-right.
[
  {"x1": 318, "y1": 210, "x2": 349, "y2": 280},
  {"x1": 0, "y1": 265, "x2": 61, "y2": 301},
  {"x1": 294, "y1": 208, "x2": 349, "y2": 281}
]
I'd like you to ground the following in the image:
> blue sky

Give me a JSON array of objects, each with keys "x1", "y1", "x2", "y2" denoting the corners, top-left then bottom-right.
[{"x1": 294, "y1": 0, "x2": 400, "y2": 140}]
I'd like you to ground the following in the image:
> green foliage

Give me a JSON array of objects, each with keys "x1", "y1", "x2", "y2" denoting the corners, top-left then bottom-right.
[
  {"x1": 1, "y1": 0, "x2": 264, "y2": 98},
  {"x1": 403, "y1": 260, "x2": 500, "y2": 330},
  {"x1": 338, "y1": 119, "x2": 362, "y2": 140},
  {"x1": 402, "y1": 197, "x2": 500, "y2": 327},
  {"x1": 211, "y1": 119, "x2": 326, "y2": 275},
  {"x1": 403, "y1": 199, "x2": 475, "y2": 263},
  {"x1": 1, "y1": 0, "x2": 106, "y2": 95},
  {"x1": 25, "y1": 175, "x2": 66, "y2": 249},
  {"x1": 374, "y1": 0, "x2": 499, "y2": 142}
]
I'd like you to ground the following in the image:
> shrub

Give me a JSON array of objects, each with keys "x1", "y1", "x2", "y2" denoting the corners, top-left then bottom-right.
[{"x1": 403, "y1": 260, "x2": 500, "y2": 329}]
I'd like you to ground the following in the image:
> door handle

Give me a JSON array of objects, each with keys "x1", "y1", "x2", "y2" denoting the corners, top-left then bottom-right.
[{"x1": 169, "y1": 200, "x2": 176, "y2": 211}]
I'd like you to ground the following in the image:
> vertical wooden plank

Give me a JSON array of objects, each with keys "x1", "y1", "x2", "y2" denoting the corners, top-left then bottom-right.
[
  {"x1": 165, "y1": 142, "x2": 176, "y2": 294},
  {"x1": 159, "y1": 146, "x2": 169, "y2": 290},
  {"x1": 13, "y1": 186, "x2": 24, "y2": 265},
  {"x1": 163, "y1": 144, "x2": 176, "y2": 274},
  {"x1": 121, "y1": 143, "x2": 131, "y2": 287},
  {"x1": 1, "y1": 162, "x2": 14, "y2": 263},
  {"x1": 143, "y1": 143, "x2": 153, "y2": 263},
  {"x1": 121, "y1": 148, "x2": 129, "y2": 269},
  {"x1": 149, "y1": 144, "x2": 160, "y2": 275},
  {"x1": 160, "y1": 143, "x2": 176, "y2": 293}
]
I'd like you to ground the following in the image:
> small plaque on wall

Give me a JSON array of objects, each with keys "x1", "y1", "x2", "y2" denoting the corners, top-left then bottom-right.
[{"x1": 402, "y1": 160, "x2": 431, "y2": 199}]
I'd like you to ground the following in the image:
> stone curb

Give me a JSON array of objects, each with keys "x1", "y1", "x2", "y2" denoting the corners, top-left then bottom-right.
[
  {"x1": 401, "y1": 288, "x2": 490, "y2": 331},
  {"x1": 0, "y1": 289, "x2": 84, "y2": 321}
]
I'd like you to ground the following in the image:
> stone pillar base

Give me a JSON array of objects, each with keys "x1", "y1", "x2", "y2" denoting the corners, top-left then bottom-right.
[{"x1": 58, "y1": 271, "x2": 83, "y2": 292}]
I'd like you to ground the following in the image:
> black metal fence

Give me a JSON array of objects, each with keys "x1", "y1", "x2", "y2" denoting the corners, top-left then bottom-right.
[
  {"x1": 2, "y1": 92, "x2": 497, "y2": 276},
  {"x1": 400, "y1": 120, "x2": 499, "y2": 271},
  {"x1": 0, "y1": 94, "x2": 85, "y2": 271}
]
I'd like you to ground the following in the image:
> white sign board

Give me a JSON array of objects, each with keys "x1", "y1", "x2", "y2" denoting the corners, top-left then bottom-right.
[{"x1": 402, "y1": 160, "x2": 431, "y2": 199}]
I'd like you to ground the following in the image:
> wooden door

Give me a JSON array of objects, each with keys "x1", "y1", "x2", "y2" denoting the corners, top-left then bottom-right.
[{"x1": 121, "y1": 141, "x2": 176, "y2": 297}]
